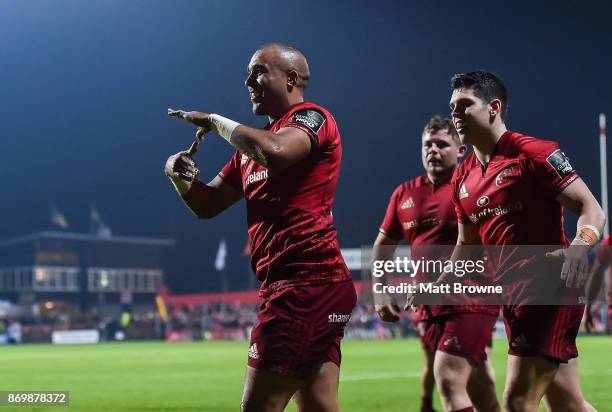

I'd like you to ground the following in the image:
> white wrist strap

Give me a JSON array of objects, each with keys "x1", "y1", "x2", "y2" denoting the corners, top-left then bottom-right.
[
  {"x1": 573, "y1": 237, "x2": 590, "y2": 246},
  {"x1": 209, "y1": 114, "x2": 241, "y2": 142},
  {"x1": 577, "y1": 224, "x2": 601, "y2": 241}
]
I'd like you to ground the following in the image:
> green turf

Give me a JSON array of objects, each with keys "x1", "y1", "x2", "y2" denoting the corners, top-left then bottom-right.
[{"x1": 1, "y1": 336, "x2": 611, "y2": 411}]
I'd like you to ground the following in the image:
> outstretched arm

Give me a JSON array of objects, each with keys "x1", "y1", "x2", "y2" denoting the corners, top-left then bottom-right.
[{"x1": 168, "y1": 109, "x2": 312, "y2": 172}]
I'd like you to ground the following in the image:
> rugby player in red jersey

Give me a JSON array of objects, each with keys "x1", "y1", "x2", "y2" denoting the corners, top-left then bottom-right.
[
  {"x1": 373, "y1": 116, "x2": 500, "y2": 412},
  {"x1": 585, "y1": 235, "x2": 612, "y2": 333},
  {"x1": 165, "y1": 44, "x2": 355, "y2": 412},
  {"x1": 447, "y1": 71, "x2": 603, "y2": 412}
]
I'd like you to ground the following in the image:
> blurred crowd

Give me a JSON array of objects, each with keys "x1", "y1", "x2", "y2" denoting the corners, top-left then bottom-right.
[{"x1": 1, "y1": 299, "x2": 608, "y2": 344}]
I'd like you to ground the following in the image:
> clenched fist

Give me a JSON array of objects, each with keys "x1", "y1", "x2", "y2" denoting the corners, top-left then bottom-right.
[{"x1": 165, "y1": 151, "x2": 199, "y2": 195}]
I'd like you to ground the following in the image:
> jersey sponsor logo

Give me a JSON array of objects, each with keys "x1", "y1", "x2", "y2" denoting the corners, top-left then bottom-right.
[
  {"x1": 403, "y1": 220, "x2": 418, "y2": 230},
  {"x1": 246, "y1": 169, "x2": 268, "y2": 184},
  {"x1": 469, "y1": 201, "x2": 524, "y2": 223},
  {"x1": 248, "y1": 343, "x2": 259, "y2": 359},
  {"x1": 240, "y1": 153, "x2": 249, "y2": 165},
  {"x1": 402, "y1": 218, "x2": 453, "y2": 230},
  {"x1": 328, "y1": 313, "x2": 352, "y2": 323},
  {"x1": 476, "y1": 195, "x2": 490, "y2": 207},
  {"x1": 400, "y1": 197, "x2": 415, "y2": 209},
  {"x1": 291, "y1": 109, "x2": 326, "y2": 135},
  {"x1": 495, "y1": 165, "x2": 520, "y2": 187},
  {"x1": 459, "y1": 184, "x2": 469, "y2": 199},
  {"x1": 546, "y1": 149, "x2": 574, "y2": 178}
]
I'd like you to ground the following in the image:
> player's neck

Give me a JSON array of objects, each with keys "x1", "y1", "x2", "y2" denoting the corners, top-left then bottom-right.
[
  {"x1": 473, "y1": 124, "x2": 507, "y2": 165},
  {"x1": 426, "y1": 170, "x2": 453, "y2": 186},
  {"x1": 267, "y1": 94, "x2": 305, "y2": 123}
]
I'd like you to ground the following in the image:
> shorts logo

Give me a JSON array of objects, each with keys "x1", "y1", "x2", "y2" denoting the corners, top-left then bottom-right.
[
  {"x1": 248, "y1": 343, "x2": 259, "y2": 359},
  {"x1": 510, "y1": 334, "x2": 530, "y2": 349},
  {"x1": 443, "y1": 336, "x2": 461, "y2": 349},
  {"x1": 495, "y1": 165, "x2": 520, "y2": 187},
  {"x1": 328, "y1": 313, "x2": 351, "y2": 323},
  {"x1": 401, "y1": 197, "x2": 415, "y2": 209},
  {"x1": 477, "y1": 196, "x2": 490, "y2": 207},
  {"x1": 459, "y1": 184, "x2": 469, "y2": 199},
  {"x1": 546, "y1": 149, "x2": 574, "y2": 178}
]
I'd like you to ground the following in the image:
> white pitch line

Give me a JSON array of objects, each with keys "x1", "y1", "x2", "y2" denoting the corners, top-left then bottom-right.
[{"x1": 340, "y1": 371, "x2": 421, "y2": 382}]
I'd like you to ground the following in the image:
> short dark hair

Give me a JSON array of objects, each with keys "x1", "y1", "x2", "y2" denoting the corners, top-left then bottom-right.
[
  {"x1": 451, "y1": 70, "x2": 508, "y2": 121},
  {"x1": 423, "y1": 115, "x2": 460, "y2": 143}
]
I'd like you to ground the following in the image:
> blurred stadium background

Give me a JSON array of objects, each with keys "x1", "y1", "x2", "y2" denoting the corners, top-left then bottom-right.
[{"x1": 2, "y1": 0, "x2": 611, "y2": 411}]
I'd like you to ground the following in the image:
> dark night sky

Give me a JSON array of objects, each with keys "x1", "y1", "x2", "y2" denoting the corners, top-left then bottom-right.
[{"x1": 1, "y1": 1, "x2": 611, "y2": 292}]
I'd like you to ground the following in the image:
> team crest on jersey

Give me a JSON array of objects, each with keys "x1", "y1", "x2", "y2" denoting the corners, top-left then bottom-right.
[
  {"x1": 476, "y1": 195, "x2": 490, "y2": 207},
  {"x1": 240, "y1": 154, "x2": 249, "y2": 165},
  {"x1": 459, "y1": 184, "x2": 469, "y2": 199},
  {"x1": 546, "y1": 149, "x2": 574, "y2": 178},
  {"x1": 400, "y1": 197, "x2": 415, "y2": 209},
  {"x1": 495, "y1": 165, "x2": 520, "y2": 187}
]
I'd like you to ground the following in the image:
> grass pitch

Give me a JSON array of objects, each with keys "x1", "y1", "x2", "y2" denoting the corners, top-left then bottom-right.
[{"x1": 2, "y1": 336, "x2": 611, "y2": 411}]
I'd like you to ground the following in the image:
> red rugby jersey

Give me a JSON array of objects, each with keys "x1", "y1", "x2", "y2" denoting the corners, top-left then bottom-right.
[
  {"x1": 452, "y1": 131, "x2": 577, "y2": 245},
  {"x1": 219, "y1": 101, "x2": 350, "y2": 297},
  {"x1": 380, "y1": 175, "x2": 499, "y2": 318},
  {"x1": 380, "y1": 175, "x2": 457, "y2": 245},
  {"x1": 451, "y1": 131, "x2": 579, "y2": 301}
]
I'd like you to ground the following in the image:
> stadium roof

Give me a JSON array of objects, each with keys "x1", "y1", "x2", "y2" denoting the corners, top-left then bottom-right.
[{"x1": 0, "y1": 231, "x2": 175, "y2": 248}]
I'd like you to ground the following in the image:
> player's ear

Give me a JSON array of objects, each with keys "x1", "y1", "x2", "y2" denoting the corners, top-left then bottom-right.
[
  {"x1": 457, "y1": 144, "x2": 468, "y2": 159},
  {"x1": 286, "y1": 69, "x2": 299, "y2": 89},
  {"x1": 489, "y1": 99, "x2": 502, "y2": 118}
]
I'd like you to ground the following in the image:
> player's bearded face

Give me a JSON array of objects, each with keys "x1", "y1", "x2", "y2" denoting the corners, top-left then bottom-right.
[
  {"x1": 245, "y1": 51, "x2": 288, "y2": 116},
  {"x1": 421, "y1": 131, "x2": 461, "y2": 177},
  {"x1": 450, "y1": 88, "x2": 491, "y2": 144}
]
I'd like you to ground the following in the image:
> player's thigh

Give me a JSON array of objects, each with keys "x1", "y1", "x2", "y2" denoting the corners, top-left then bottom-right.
[
  {"x1": 467, "y1": 359, "x2": 499, "y2": 412},
  {"x1": 504, "y1": 354, "x2": 558, "y2": 404},
  {"x1": 468, "y1": 358, "x2": 496, "y2": 389},
  {"x1": 434, "y1": 350, "x2": 472, "y2": 387},
  {"x1": 241, "y1": 365, "x2": 301, "y2": 412},
  {"x1": 293, "y1": 361, "x2": 340, "y2": 412},
  {"x1": 544, "y1": 359, "x2": 592, "y2": 412}
]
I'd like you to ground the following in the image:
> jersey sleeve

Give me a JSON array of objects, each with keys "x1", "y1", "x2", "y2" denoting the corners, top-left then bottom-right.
[
  {"x1": 218, "y1": 151, "x2": 243, "y2": 194},
  {"x1": 525, "y1": 141, "x2": 578, "y2": 197},
  {"x1": 379, "y1": 186, "x2": 403, "y2": 240},
  {"x1": 284, "y1": 107, "x2": 331, "y2": 148}
]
